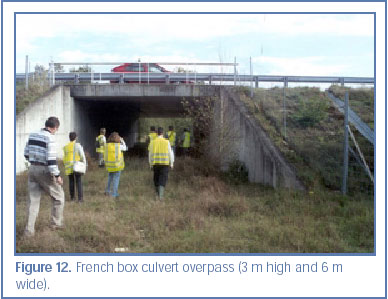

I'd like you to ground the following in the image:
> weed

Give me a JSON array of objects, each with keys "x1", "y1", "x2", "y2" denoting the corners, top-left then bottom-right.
[{"x1": 16, "y1": 157, "x2": 373, "y2": 253}]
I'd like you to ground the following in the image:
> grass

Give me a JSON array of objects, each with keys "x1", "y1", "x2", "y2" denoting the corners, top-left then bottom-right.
[
  {"x1": 16, "y1": 77, "x2": 51, "y2": 115},
  {"x1": 16, "y1": 156, "x2": 373, "y2": 253},
  {"x1": 238, "y1": 86, "x2": 374, "y2": 195}
]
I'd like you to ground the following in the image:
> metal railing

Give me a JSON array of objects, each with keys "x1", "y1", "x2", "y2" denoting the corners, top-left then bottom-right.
[{"x1": 16, "y1": 72, "x2": 374, "y2": 86}]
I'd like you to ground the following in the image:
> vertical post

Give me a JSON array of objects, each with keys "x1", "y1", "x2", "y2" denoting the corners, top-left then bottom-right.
[
  {"x1": 250, "y1": 56, "x2": 253, "y2": 98},
  {"x1": 138, "y1": 58, "x2": 141, "y2": 84},
  {"x1": 147, "y1": 62, "x2": 149, "y2": 85},
  {"x1": 186, "y1": 63, "x2": 188, "y2": 84},
  {"x1": 283, "y1": 77, "x2": 288, "y2": 139},
  {"x1": 234, "y1": 57, "x2": 237, "y2": 86},
  {"x1": 342, "y1": 91, "x2": 349, "y2": 195},
  {"x1": 49, "y1": 61, "x2": 55, "y2": 86},
  {"x1": 25, "y1": 55, "x2": 29, "y2": 90},
  {"x1": 340, "y1": 77, "x2": 345, "y2": 87},
  {"x1": 194, "y1": 63, "x2": 196, "y2": 85}
]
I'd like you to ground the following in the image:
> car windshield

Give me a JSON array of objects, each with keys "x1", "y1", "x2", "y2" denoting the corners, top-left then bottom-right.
[{"x1": 148, "y1": 65, "x2": 164, "y2": 73}]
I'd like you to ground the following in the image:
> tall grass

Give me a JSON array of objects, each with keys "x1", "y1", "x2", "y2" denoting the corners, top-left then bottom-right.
[{"x1": 16, "y1": 156, "x2": 373, "y2": 253}]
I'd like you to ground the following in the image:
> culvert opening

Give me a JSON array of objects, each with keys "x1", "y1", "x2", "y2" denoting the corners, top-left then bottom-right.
[{"x1": 72, "y1": 96, "x2": 189, "y2": 157}]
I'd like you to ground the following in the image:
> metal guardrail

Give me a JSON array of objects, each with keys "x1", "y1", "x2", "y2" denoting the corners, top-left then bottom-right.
[
  {"x1": 327, "y1": 91, "x2": 375, "y2": 145},
  {"x1": 16, "y1": 72, "x2": 375, "y2": 86}
]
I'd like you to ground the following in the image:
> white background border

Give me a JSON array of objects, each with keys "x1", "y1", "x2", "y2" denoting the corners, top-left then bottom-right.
[{"x1": 2, "y1": 1, "x2": 386, "y2": 297}]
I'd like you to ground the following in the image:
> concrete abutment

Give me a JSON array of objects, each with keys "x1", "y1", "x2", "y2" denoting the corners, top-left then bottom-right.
[{"x1": 16, "y1": 84, "x2": 303, "y2": 190}]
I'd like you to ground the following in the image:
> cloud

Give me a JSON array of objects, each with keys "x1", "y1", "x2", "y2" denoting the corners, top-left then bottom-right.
[
  {"x1": 252, "y1": 56, "x2": 348, "y2": 76},
  {"x1": 17, "y1": 14, "x2": 373, "y2": 53}
]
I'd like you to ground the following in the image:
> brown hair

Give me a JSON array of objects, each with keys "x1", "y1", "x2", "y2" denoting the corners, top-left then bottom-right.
[{"x1": 107, "y1": 132, "x2": 120, "y2": 143}]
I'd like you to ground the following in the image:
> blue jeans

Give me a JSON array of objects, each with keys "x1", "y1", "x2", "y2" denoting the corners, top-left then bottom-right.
[{"x1": 105, "y1": 171, "x2": 121, "y2": 197}]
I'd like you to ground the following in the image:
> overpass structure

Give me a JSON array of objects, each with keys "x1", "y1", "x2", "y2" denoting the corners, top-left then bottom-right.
[{"x1": 16, "y1": 83, "x2": 305, "y2": 189}]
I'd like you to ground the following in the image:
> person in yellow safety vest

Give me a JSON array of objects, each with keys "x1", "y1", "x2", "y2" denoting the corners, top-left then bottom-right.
[
  {"x1": 181, "y1": 128, "x2": 191, "y2": 156},
  {"x1": 104, "y1": 132, "x2": 125, "y2": 198},
  {"x1": 147, "y1": 126, "x2": 157, "y2": 151},
  {"x1": 63, "y1": 131, "x2": 86, "y2": 202},
  {"x1": 167, "y1": 125, "x2": 176, "y2": 154},
  {"x1": 149, "y1": 127, "x2": 174, "y2": 200},
  {"x1": 96, "y1": 128, "x2": 106, "y2": 167}
]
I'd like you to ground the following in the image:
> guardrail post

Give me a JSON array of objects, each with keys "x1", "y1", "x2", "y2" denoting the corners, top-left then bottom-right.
[
  {"x1": 165, "y1": 74, "x2": 170, "y2": 84},
  {"x1": 25, "y1": 55, "x2": 29, "y2": 90},
  {"x1": 250, "y1": 57, "x2": 254, "y2": 98},
  {"x1": 119, "y1": 73, "x2": 124, "y2": 84},
  {"x1": 75, "y1": 74, "x2": 79, "y2": 84},
  {"x1": 340, "y1": 77, "x2": 345, "y2": 87},
  {"x1": 49, "y1": 61, "x2": 55, "y2": 86},
  {"x1": 342, "y1": 91, "x2": 349, "y2": 195},
  {"x1": 255, "y1": 76, "x2": 259, "y2": 88},
  {"x1": 234, "y1": 57, "x2": 237, "y2": 86},
  {"x1": 283, "y1": 77, "x2": 288, "y2": 139},
  {"x1": 209, "y1": 75, "x2": 212, "y2": 85}
]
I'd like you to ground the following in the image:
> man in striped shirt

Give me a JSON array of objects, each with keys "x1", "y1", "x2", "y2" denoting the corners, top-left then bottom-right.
[{"x1": 24, "y1": 116, "x2": 65, "y2": 236}]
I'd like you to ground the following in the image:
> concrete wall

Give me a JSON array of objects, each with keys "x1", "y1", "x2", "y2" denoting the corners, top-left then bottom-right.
[
  {"x1": 16, "y1": 86, "x2": 74, "y2": 173},
  {"x1": 209, "y1": 87, "x2": 304, "y2": 190},
  {"x1": 70, "y1": 84, "x2": 220, "y2": 98},
  {"x1": 16, "y1": 84, "x2": 303, "y2": 190}
]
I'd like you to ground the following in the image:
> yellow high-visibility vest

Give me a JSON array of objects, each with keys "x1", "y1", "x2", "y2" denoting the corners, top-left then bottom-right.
[
  {"x1": 150, "y1": 138, "x2": 170, "y2": 166},
  {"x1": 167, "y1": 131, "x2": 176, "y2": 146},
  {"x1": 63, "y1": 141, "x2": 80, "y2": 175},
  {"x1": 183, "y1": 132, "x2": 190, "y2": 148},
  {"x1": 104, "y1": 143, "x2": 125, "y2": 172},
  {"x1": 96, "y1": 135, "x2": 105, "y2": 153},
  {"x1": 148, "y1": 132, "x2": 157, "y2": 151}
]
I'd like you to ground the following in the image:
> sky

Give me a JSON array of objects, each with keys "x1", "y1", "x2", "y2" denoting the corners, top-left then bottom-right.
[{"x1": 16, "y1": 13, "x2": 374, "y2": 79}]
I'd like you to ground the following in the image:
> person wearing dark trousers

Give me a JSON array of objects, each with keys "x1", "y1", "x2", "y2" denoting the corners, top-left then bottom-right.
[
  {"x1": 63, "y1": 132, "x2": 86, "y2": 202},
  {"x1": 181, "y1": 127, "x2": 191, "y2": 156},
  {"x1": 149, "y1": 127, "x2": 174, "y2": 200}
]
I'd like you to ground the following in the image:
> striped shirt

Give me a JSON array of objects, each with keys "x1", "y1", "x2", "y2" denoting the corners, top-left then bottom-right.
[{"x1": 24, "y1": 128, "x2": 60, "y2": 176}]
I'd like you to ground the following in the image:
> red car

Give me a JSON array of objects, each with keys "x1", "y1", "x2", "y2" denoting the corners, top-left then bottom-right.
[
  {"x1": 111, "y1": 63, "x2": 191, "y2": 83},
  {"x1": 111, "y1": 63, "x2": 169, "y2": 73}
]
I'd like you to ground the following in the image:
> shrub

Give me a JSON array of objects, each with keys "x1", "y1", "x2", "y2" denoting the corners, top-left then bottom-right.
[
  {"x1": 290, "y1": 96, "x2": 328, "y2": 128},
  {"x1": 224, "y1": 160, "x2": 249, "y2": 184}
]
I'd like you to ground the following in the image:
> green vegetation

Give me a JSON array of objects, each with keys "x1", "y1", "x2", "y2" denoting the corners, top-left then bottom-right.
[
  {"x1": 237, "y1": 86, "x2": 374, "y2": 196},
  {"x1": 138, "y1": 117, "x2": 192, "y2": 142},
  {"x1": 16, "y1": 156, "x2": 373, "y2": 253},
  {"x1": 16, "y1": 69, "x2": 51, "y2": 115}
]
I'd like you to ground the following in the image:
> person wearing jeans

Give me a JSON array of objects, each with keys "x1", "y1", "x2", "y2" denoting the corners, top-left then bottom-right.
[
  {"x1": 105, "y1": 171, "x2": 121, "y2": 197},
  {"x1": 104, "y1": 132, "x2": 125, "y2": 198}
]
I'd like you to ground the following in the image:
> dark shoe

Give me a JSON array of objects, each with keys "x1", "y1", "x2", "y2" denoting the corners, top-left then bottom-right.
[
  {"x1": 78, "y1": 198, "x2": 84, "y2": 203},
  {"x1": 70, "y1": 197, "x2": 75, "y2": 201}
]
